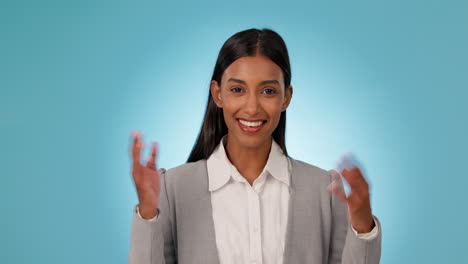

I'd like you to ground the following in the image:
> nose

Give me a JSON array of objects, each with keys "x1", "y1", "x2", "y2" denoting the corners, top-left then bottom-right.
[{"x1": 243, "y1": 93, "x2": 260, "y2": 116}]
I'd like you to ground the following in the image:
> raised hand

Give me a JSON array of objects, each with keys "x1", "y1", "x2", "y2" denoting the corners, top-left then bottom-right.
[
  {"x1": 130, "y1": 131, "x2": 161, "y2": 220},
  {"x1": 327, "y1": 154, "x2": 375, "y2": 233}
]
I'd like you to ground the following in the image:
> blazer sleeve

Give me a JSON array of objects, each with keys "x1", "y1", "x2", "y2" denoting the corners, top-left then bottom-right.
[
  {"x1": 328, "y1": 187, "x2": 382, "y2": 264},
  {"x1": 128, "y1": 168, "x2": 177, "y2": 264}
]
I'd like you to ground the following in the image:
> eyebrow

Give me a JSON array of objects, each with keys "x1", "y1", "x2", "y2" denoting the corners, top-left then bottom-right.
[{"x1": 227, "y1": 78, "x2": 280, "y2": 86}]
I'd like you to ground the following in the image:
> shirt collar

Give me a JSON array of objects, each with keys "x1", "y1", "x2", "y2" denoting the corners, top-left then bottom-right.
[{"x1": 207, "y1": 134, "x2": 290, "y2": 191}]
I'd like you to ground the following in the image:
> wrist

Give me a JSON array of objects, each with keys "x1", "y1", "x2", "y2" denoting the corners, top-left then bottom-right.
[
  {"x1": 351, "y1": 217, "x2": 375, "y2": 233},
  {"x1": 138, "y1": 204, "x2": 159, "y2": 220}
]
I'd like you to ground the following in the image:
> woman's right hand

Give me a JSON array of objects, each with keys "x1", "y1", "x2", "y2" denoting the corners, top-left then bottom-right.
[{"x1": 130, "y1": 131, "x2": 161, "y2": 219}]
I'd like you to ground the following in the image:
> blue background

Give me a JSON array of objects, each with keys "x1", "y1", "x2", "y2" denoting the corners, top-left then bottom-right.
[{"x1": 1, "y1": 1, "x2": 467, "y2": 263}]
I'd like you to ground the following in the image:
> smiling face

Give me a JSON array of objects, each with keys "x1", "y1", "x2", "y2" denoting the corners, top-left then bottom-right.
[{"x1": 211, "y1": 55, "x2": 293, "y2": 149}]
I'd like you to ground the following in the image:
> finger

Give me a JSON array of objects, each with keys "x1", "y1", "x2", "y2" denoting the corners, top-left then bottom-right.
[
  {"x1": 336, "y1": 152, "x2": 362, "y2": 170},
  {"x1": 151, "y1": 142, "x2": 157, "y2": 160},
  {"x1": 341, "y1": 167, "x2": 367, "y2": 186},
  {"x1": 328, "y1": 169, "x2": 341, "y2": 182},
  {"x1": 131, "y1": 131, "x2": 144, "y2": 165},
  {"x1": 336, "y1": 155, "x2": 354, "y2": 172},
  {"x1": 131, "y1": 131, "x2": 140, "y2": 164},
  {"x1": 327, "y1": 170, "x2": 348, "y2": 204},
  {"x1": 341, "y1": 168, "x2": 368, "y2": 193},
  {"x1": 146, "y1": 142, "x2": 158, "y2": 168},
  {"x1": 336, "y1": 152, "x2": 367, "y2": 184},
  {"x1": 328, "y1": 182, "x2": 347, "y2": 204},
  {"x1": 146, "y1": 156, "x2": 156, "y2": 169}
]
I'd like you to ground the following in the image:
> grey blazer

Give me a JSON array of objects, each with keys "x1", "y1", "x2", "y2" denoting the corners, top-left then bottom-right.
[{"x1": 128, "y1": 157, "x2": 382, "y2": 264}]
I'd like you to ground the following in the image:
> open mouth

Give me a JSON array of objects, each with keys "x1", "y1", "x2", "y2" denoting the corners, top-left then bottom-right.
[{"x1": 237, "y1": 119, "x2": 267, "y2": 132}]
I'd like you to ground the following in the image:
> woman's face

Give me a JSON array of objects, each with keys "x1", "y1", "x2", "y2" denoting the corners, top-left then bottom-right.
[{"x1": 211, "y1": 55, "x2": 293, "y2": 149}]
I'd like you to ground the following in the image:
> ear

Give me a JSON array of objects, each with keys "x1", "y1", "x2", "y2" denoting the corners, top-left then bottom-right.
[
  {"x1": 210, "y1": 80, "x2": 223, "y2": 108},
  {"x1": 281, "y1": 85, "x2": 293, "y2": 112}
]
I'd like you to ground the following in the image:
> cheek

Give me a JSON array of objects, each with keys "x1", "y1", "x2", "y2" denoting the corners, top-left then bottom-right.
[
  {"x1": 221, "y1": 102, "x2": 238, "y2": 125},
  {"x1": 264, "y1": 100, "x2": 283, "y2": 117},
  {"x1": 221, "y1": 98, "x2": 241, "y2": 115}
]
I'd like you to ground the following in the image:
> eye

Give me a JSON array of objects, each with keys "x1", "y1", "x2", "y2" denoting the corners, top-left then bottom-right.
[
  {"x1": 262, "y1": 88, "x2": 277, "y2": 94},
  {"x1": 230, "y1": 87, "x2": 243, "y2": 93}
]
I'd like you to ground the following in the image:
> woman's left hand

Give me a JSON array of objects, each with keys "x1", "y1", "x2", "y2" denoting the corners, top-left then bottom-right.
[{"x1": 327, "y1": 165, "x2": 375, "y2": 234}]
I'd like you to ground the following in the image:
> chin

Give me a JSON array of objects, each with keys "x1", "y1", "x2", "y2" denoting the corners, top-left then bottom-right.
[
  {"x1": 230, "y1": 129, "x2": 272, "y2": 149},
  {"x1": 239, "y1": 137, "x2": 266, "y2": 148}
]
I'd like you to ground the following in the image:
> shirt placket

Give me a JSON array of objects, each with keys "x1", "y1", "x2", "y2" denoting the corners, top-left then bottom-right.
[{"x1": 247, "y1": 182, "x2": 262, "y2": 264}]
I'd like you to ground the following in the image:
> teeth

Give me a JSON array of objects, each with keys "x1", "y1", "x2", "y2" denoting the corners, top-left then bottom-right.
[{"x1": 239, "y1": 119, "x2": 263, "y2": 127}]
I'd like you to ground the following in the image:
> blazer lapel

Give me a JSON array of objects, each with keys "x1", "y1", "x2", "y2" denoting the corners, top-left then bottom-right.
[
  {"x1": 191, "y1": 159, "x2": 220, "y2": 263},
  {"x1": 282, "y1": 158, "x2": 318, "y2": 263},
  {"x1": 192, "y1": 158, "x2": 314, "y2": 264}
]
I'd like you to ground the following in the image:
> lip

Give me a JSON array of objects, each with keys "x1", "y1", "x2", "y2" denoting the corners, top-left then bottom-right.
[
  {"x1": 237, "y1": 118, "x2": 266, "y2": 122},
  {"x1": 237, "y1": 119, "x2": 267, "y2": 133}
]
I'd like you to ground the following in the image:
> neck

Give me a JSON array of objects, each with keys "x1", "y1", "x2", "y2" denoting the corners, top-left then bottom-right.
[{"x1": 225, "y1": 133, "x2": 272, "y2": 186}]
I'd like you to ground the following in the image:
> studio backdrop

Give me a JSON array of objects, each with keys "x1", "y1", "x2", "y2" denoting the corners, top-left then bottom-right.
[{"x1": 1, "y1": 1, "x2": 467, "y2": 263}]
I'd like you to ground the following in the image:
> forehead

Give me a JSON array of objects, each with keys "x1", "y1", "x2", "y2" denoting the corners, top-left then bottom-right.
[{"x1": 222, "y1": 55, "x2": 284, "y2": 84}]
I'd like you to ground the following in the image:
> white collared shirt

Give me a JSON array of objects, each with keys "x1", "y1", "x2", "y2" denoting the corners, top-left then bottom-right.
[
  {"x1": 136, "y1": 135, "x2": 379, "y2": 264},
  {"x1": 207, "y1": 135, "x2": 291, "y2": 264}
]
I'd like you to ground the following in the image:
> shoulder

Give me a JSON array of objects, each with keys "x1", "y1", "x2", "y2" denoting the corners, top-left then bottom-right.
[
  {"x1": 288, "y1": 156, "x2": 331, "y2": 185},
  {"x1": 289, "y1": 156, "x2": 329, "y2": 175},
  {"x1": 159, "y1": 159, "x2": 208, "y2": 193},
  {"x1": 164, "y1": 159, "x2": 206, "y2": 177}
]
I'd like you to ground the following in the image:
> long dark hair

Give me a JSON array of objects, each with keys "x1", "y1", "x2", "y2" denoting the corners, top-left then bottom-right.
[{"x1": 187, "y1": 28, "x2": 292, "y2": 163}]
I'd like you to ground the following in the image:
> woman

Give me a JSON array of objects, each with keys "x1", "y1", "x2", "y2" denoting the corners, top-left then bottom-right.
[{"x1": 128, "y1": 28, "x2": 381, "y2": 264}]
